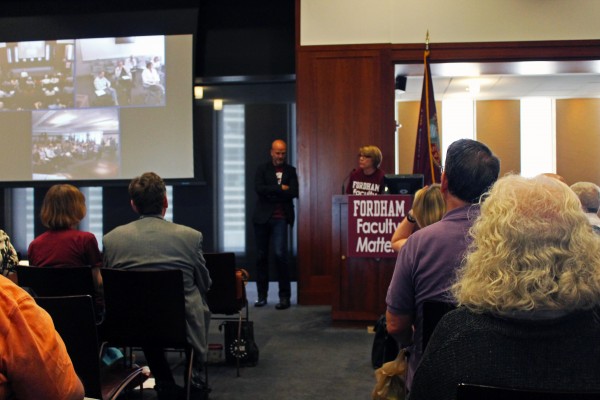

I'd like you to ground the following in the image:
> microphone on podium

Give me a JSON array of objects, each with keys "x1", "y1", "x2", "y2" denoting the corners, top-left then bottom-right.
[{"x1": 341, "y1": 168, "x2": 356, "y2": 194}]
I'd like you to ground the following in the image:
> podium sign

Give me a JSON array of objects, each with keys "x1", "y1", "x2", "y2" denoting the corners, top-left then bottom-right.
[{"x1": 347, "y1": 195, "x2": 412, "y2": 258}]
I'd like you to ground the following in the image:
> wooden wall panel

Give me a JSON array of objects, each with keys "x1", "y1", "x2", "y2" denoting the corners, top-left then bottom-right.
[
  {"x1": 476, "y1": 100, "x2": 521, "y2": 177},
  {"x1": 297, "y1": 47, "x2": 395, "y2": 305},
  {"x1": 396, "y1": 100, "x2": 442, "y2": 174},
  {"x1": 557, "y1": 99, "x2": 600, "y2": 185},
  {"x1": 396, "y1": 101, "x2": 419, "y2": 174},
  {"x1": 399, "y1": 100, "x2": 519, "y2": 176}
]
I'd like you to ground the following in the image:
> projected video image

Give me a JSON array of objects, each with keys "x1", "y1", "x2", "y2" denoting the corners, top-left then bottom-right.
[
  {"x1": 0, "y1": 40, "x2": 75, "y2": 111},
  {"x1": 0, "y1": 36, "x2": 166, "y2": 111},
  {"x1": 0, "y1": 33, "x2": 193, "y2": 183},
  {"x1": 32, "y1": 108, "x2": 120, "y2": 180},
  {"x1": 75, "y1": 36, "x2": 166, "y2": 107}
]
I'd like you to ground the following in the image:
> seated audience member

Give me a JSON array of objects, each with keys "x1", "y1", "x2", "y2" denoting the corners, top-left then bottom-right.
[
  {"x1": 48, "y1": 97, "x2": 67, "y2": 109},
  {"x1": 152, "y1": 56, "x2": 162, "y2": 71},
  {"x1": 0, "y1": 275, "x2": 84, "y2": 399},
  {"x1": 93, "y1": 70, "x2": 118, "y2": 106},
  {"x1": 409, "y1": 174, "x2": 600, "y2": 400},
  {"x1": 570, "y1": 181, "x2": 600, "y2": 232},
  {"x1": 386, "y1": 139, "x2": 500, "y2": 391},
  {"x1": 114, "y1": 60, "x2": 133, "y2": 105},
  {"x1": 124, "y1": 55, "x2": 137, "y2": 74},
  {"x1": 27, "y1": 184, "x2": 103, "y2": 307},
  {"x1": 152, "y1": 56, "x2": 165, "y2": 81},
  {"x1": 0, "y1": 229, "x2": 19, "y2": 279},
  {"x1": 390, "y1": 184, "x2": 445, "y2": 251},
  {"x1": 103, "y1": 172, "x2": 212, "y2": 399},
  {"x1": 345, "y1": 145, "x2": 385, "y2": 195},
  {"x1": 141, "y1": 61, "x2": 165, "y2": 96}
]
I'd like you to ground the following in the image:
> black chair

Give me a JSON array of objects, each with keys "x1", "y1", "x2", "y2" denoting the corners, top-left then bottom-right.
[
  {"x1": 422, "y1": 300, "x2": 456, "y2": 352},
  {"x1": 35, "y1": 295, "x2": 145, "y2": 400},
  {"x1": 457, "y1": 383, "x2": 600, "y2": 400},
  {"x1": 101, "y1": 268, "x2": 197, "y2": 400},
  {"x1": 16, "y1": 265, "x2": 96, "y2": 297},
  {"x1": 15, "y1": 265, "x2": 102, "y2": 321}
]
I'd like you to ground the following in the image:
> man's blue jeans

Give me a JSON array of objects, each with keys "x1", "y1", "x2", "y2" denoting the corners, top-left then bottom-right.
[{"x1": 254, "y1": 218, "x2": 290, "y2": 299}]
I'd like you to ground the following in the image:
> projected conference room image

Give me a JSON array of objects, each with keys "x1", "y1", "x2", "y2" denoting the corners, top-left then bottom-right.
[
  {"x1": 31, "y1": 108, "x2": 120, "y2": 180},
  {"x1": 0, "y1": 34, "x2": 192, "y2": 184},
  {"x1": 0, "y1": 40, "x2": 75, "y2": 111},
  {"x1": 74, "y1": 36, "x2": 166, "y2": 108}
]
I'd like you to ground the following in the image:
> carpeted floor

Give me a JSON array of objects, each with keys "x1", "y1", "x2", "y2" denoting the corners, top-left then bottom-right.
[{"x1": 125, "y1": 282, "x2": 377, "y2": 399}]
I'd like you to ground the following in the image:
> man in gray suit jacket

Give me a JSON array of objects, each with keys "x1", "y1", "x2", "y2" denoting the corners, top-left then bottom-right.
[{"x1": 103, "y1": 172, "x2": 212, "y2": 400}]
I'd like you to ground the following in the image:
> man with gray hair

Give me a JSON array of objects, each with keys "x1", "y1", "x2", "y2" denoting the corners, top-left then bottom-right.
[{"x1": 570, "y1": 181, "x2": 600, "y2": 232}]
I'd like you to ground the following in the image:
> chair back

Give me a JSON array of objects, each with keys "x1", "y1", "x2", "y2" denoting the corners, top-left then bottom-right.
[
  {"x1": 35, "y1": 295, "x2": 103, "y2": 399},
  {"x1": 422, "y1": 300, "x2": 456, "y2": 352},
  {"x1": 457, "y1": 383, "x2": 600, "y2": 400},
  {"x1": 101, "y1": 268, "x2": 188, "y2": 348},
  {"x1": 204, "y1": 252, "x2": 246, "y2": 315},
  {"x1": 16, "y1": 265, "x2": 95, "y2": 298}
]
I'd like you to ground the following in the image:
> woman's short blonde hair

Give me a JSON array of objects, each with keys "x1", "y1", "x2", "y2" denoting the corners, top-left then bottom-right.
[
  {"x1": 40, "y1": 184, "x2": 86, "y2": 230},
  {"x1": 358, "y1": 145, "x2": 383, "y2": 168},
  {"x1": 452, "y1": 174, "x2": 600, "y2": 313},
  {"x1": 412, "y1": 184, "x2": 445, "y2": 228}
]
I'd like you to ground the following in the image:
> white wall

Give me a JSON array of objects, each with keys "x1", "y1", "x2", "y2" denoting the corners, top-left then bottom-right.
[{"x1": 301, "y1": 0, "x2": 600, "y2": 45}]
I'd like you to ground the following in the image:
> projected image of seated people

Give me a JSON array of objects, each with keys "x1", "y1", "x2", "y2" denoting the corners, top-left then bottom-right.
[
  {"x1": 74, "y1": 36, "x2": 166, "y2": 108},
  {"x1": 31, "y1": 108, "x2": 120, "y2": 180},
  {"x1": 0, "y1": 40, "x2": 75, "y2": 111},
  {"x1": 93, "y1": 70, "x2": 118, "y2": 106},
  {"x1": 0, "y1": 33, "x2": 193, "y2": 184},
  {"x1": 113, "y1": 60, "x2": 133, "y2": 105},
  {"x1": 141, "y1": 60, "x2": 165, "y2": 104}
]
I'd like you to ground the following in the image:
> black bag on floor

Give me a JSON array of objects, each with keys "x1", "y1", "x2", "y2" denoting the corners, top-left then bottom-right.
[
  {"x1": 221, "y1": 320, "x2": 259, "y2": 367},
  {"x1": 371, "y1": 314, "x2": 399, "y2": 369}
]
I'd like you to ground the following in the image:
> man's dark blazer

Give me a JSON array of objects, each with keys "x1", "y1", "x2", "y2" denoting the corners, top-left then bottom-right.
[{"x1": 253, "y1": 161, "x2": 299, "y2": 226}]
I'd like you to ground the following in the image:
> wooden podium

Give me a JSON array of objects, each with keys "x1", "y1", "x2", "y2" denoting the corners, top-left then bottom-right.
[{"x1": 331, "y1": 195, "x2": 407, "y2": 322}]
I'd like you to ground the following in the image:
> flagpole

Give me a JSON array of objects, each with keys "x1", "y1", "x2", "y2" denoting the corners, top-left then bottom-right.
[{"x1": 424, "y1": 31, "x2": 436, "y2": 183}]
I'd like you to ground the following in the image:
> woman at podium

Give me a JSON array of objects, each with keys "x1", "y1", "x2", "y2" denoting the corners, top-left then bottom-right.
[{"x1": 345, "y1": 145, "x2": 386, "y2": 195}]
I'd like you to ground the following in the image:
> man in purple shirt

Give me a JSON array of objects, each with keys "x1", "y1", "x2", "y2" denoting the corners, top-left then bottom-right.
[{"x1": 385, "y1": 139, "x2": 500, "y2": 389}]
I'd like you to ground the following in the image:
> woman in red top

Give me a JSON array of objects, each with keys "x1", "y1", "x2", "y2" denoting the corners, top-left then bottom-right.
[
  {"x1": 345, "y1": 145, "x2": 386, "y2": 195},
  {"x1": 27, "y1": 184, "x2": 103, "y2": 298}
]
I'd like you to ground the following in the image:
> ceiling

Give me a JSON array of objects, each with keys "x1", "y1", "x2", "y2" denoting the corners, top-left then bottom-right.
[
  {"x1": 394, "y1": 60, "x2": 600, "y2": 102},
  {"x1": 32, "y1": 108, "x2": 119, "y2": 134}
]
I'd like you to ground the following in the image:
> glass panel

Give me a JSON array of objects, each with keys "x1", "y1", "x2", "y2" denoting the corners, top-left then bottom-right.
[
  {"x1": 520, "y1": 98, "x2": 555, "y2": 177},
  {"x1": 218, "y1": 105, "x2": 245, "y2": 252},
  {"x1": 441, "y1": 99, "x2": 475, "y2": 162},
  {"x1": 11, "y1": 188, "x2": 34, "y2": 256},
  {"x1": 79, "y1": 187, "x2": 103, "y2": 251},
  {"x1": 165, "y1": 185, "x2": 173, "y2": 222}
]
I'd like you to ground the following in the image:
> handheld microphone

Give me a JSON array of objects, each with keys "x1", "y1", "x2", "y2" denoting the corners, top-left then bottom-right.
[{"x1": 341, "y1": 168, "x2": 356, "y2": 194}]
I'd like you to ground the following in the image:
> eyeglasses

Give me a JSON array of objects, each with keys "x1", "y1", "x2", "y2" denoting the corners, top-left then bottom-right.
[{"x1": 358, "y1": 154, "x2": 372, "y2": 159}]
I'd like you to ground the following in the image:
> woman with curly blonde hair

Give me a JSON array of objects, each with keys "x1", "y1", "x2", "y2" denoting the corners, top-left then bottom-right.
[
  {"x1": 409, "y1": 174, "x2": 600, "y2": 400},
  {"x1": 390, "y1": 184, "x2": 445, "y2": 251}
]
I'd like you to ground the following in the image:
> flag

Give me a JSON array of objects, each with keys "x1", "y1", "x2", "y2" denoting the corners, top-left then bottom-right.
[{"x1": 413, "y1": 48, "x2": 442, "y2": 185}]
